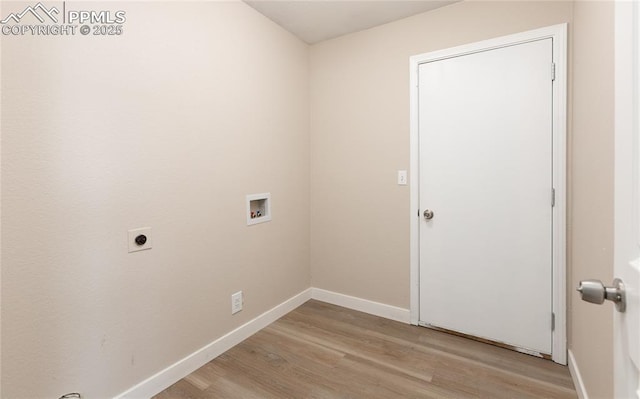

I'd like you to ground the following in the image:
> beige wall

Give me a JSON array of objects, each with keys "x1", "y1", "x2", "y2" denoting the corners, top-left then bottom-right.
[
  {"x1": 1, "y1": 2, "x2": 309, "y2": 397},
  {"x1": 570, "y1": 1, "x2": 615, "y2": 398}
]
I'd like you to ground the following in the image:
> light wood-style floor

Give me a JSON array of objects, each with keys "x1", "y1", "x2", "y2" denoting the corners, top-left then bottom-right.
[{"x1": 154, "y1": 300, "x2": 577, "y2": 398}]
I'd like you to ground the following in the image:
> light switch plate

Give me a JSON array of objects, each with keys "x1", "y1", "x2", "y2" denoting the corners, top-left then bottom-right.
[
  {"x1": 128, "y1": 227, "x2": 152, "y2": 253},
  {"x1": 398, "y1": 170, "x2": 408, "y2": 185}
]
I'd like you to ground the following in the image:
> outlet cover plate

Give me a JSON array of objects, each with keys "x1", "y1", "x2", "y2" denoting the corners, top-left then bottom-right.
[
  {"x1": 128, "y1": 227, "x2": 152, "y2": 253},
  {"x1": 231, "y1": 291, "x2": 243, "y2": 314}
]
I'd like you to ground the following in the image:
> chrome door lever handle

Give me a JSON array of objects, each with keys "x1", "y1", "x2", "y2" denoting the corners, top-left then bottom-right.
[{"x1": 577, "y1": 278, "x2": 626, "y2": 312}]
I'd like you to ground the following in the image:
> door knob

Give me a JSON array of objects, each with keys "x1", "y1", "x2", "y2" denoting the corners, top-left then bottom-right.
[
  {"x1": 423, "y1": 209, "x2": 434, "y2": 220},
  {"x1": 576, "y1": 278, "x2": 626, "y2": 312}
]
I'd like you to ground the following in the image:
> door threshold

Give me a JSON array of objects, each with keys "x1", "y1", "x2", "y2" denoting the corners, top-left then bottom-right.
[{"x1": 418, "y1": 322, "x2": 552, "y2": 360}]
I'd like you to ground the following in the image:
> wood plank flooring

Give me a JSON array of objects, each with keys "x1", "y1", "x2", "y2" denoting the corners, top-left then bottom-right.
[{"x1": 153, "y1": 300, "x2": 577, "y2": 398}]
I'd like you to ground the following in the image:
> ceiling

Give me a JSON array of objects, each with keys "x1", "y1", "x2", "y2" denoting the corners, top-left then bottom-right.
[{"x1": 244, "y1": 1, "x2": 459, "y2": 44}]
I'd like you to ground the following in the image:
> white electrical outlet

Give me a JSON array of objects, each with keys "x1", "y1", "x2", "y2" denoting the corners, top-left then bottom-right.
[{"x1": 231, "y1": 291, "x2": 243, "y2": 314}]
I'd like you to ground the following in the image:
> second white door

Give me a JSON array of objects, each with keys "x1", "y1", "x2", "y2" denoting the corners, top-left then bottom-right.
[{"x1": 418, "y1": 38, "x2": 554, "y2": 354}]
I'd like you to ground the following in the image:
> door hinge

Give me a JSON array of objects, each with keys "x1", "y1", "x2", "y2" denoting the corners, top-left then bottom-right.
[
  {"x1": 551, "y1": 188, "x2": 556, "y2": 207},
  {"x1": 551, "y1": 312, "x2": 556, "y2": 331},
  {"x1": 551, "y1": 63, "x2": 556, "y2": 81}
]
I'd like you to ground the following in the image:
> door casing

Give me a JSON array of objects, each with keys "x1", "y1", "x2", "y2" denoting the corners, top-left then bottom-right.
[
  {"x1": 614, "y1": 2, "x2": 640, "y2": 397},
  {"x1": 408, "y1": 24, "x2": 568, "y2": 365}
]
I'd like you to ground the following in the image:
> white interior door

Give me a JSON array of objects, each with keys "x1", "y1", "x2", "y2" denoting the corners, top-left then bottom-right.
[
  {"x1": 614, "y1": 2, "x2": 640, "y2": 397},
  {"x1": 418, "y1": 39, "x2": 554, "y2": 355}
]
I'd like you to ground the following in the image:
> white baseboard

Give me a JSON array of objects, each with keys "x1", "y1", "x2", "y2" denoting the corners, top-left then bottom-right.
[
  {"x1": 114, "y1": 288, "x2": 312, "y2": 399},
  {"x1": 114, "y1": 288, "x2": 409, "y2": 398},
  {"x1": 568, "y1": 349, "x2": 588, "y2": 399},
  {"x1": 310, "y1": 288, "x2": 410, "y2": 324}
]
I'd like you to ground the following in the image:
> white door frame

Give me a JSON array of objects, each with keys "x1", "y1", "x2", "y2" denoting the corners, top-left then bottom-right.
[
  {"x1": 614, "y1": 1, "x2": 639, "y2": 397},
  {"x1": 409, "y1": 24, "x2": 568, "y2": 365}
]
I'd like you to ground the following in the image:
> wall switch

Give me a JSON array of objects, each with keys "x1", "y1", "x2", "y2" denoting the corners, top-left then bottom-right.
[
  {"x1": 397, "y1": 170, "x2": 408, "y2": 185},
  {"x1": 128, "y1": 227, "x2": 152, "y2": 253},
  {"x1": 231, "y1": 291, "x2": 243, "y2": 314}
]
